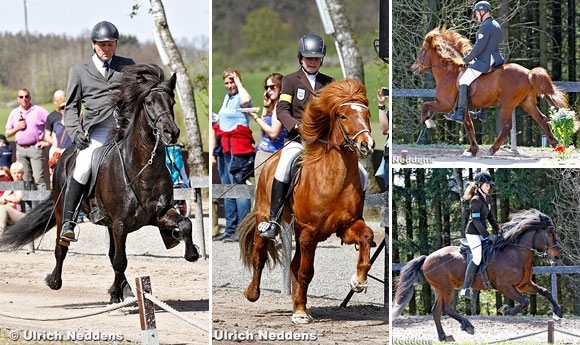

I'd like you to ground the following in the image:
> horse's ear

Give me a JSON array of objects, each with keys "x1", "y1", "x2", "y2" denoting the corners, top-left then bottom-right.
[{"x1": 168, "y1": 73, "x2": 177, "y2": 90}]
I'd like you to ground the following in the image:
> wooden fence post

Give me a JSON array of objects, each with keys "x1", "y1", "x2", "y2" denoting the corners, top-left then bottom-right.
[{"x1": 136, "y1": 276, "x2": 159, "y2": 345}]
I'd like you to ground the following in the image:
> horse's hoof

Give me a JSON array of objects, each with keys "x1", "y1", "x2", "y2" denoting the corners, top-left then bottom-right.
[
  {"x1": 444, "y1": 335, "x2": 455, "y2": 342},
  {"x1": 185, "y1": 244, "x2": 200, "y2": 262},
  {"x1": 465, "y1": 326, "x2": 475, "y2": 335},
  {"x1": 425, "y1": 119, "x2": 436, "y2": 128},
  {"x1": 488, "y1": 147, "x2": 497, "y2": 155},
  {"x1": 498, "y1": 304, "x2": 509, "y2": 315},
  {"x1": 553, "y1": 312, "x2": 563, "y2": 321},
  {"x1": 45, "y1": 275, "x2": 62, "y2": 290},
  {"x1": 292, "y1": 313, "x2": 314, "y2": 324},
  {"x1": 122, "y1": 281, "x2": 135, "y2": 299},
  {"x1": 462, "y1": 150, "x2": 475, "y2": 157},
  {"x1": 349, "y1": 274, "x2": 368, "y2": 293},
  {"x1": 244, "y1": 287, "x2": 260, "y2": 302}
]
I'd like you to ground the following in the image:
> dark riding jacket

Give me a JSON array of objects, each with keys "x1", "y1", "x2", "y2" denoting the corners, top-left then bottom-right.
[
  {"x1": 463, "y1": 17, "x2": 505, "y2": 73},
  {"x1": 276, "y1": 68, "x2": 334, "y2": 138},
  {"x1": 466, "y1": 190, "x2": 500, "y2": 238}
]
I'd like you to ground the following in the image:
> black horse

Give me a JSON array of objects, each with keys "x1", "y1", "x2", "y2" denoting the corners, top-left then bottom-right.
[{"x1": 0, "y1": 64, "x2": 199, "y2": 303}]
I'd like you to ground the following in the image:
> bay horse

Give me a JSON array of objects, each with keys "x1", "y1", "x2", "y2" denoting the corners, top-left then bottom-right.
[
  {"x1": 412, "y1": 26, "x2": 568, "y2": 156},
  {"x1": 0, "y1": 64, "x2": 199, "y2": 303},
  {"x1": 392, "y1": 209, "x2": 562, "y2": 342},
  {"x1": 237, "y1": 79, "x2": 376, "y2": 324}
]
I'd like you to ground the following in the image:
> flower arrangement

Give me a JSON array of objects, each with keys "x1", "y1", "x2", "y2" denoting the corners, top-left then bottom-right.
[{"x1": 549, "y1": 107, "x2": 576, "y2": 162}]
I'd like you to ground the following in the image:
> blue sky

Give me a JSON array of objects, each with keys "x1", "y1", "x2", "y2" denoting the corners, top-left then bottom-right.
[{"x1": 0, "y1": 0, "x2": 209, "y2": 44}]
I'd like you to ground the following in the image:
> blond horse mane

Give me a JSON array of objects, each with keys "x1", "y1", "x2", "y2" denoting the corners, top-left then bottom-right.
[{"x1": 425, "y1": 26, "x2": 473, "y2": 66}]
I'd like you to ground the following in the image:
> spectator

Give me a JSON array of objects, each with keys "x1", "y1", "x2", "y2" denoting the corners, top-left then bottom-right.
[
  {"x1": 0, "y1": 134, "x2": 13, "y2": 168},
  {"x1": 5, "y1": 88, "x2": 50, "y2": 190},
  {"x1": 212, "y1": 67, "x2": 255, "y2": 242},
  {"x1": 249, "y1": 73, "x2": 288, "y2": 182},
  {"x1": 0, "y1": 167, "x2": 24, "y2": 234}
]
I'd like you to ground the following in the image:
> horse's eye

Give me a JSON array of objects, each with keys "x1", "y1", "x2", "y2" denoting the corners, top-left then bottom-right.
[{"x1": 145, "y1": 100, "x2": 153, "y2": 106}]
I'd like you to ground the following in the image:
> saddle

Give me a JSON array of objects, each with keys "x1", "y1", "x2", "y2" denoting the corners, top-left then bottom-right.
[
  {"x1": 459, "y1": 238, "x2": 495, "y2": 290},
  {"x1": 85, "y1": 140, "x2": 117, "y2": 224}
]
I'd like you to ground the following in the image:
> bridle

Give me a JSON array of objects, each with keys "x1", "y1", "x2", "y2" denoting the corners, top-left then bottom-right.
[
  {"x1": 313, "y1": 102, "x2": 371, "y2": 154},
  {"x1": 119, "y1": 86, "x2": 175, "y2": 187},
  {"x1": 511, "y1": 227, "x2": 559, "y2": 258},
  {"x1": 415, "y1": 46, "x2": 451, "y2": 71}
]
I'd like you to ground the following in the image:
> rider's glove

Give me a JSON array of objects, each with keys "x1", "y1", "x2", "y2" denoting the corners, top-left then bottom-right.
[
  {"x1": 487, "y1": 233, "x2": 498, "y2": 242},
  {"x1": 73, "y1": 132, "x2": 90, "y2": 150}
]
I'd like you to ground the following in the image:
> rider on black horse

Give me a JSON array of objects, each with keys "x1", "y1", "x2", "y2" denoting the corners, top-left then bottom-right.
[{"x1": 460, "y1": 171, "x2": 500, "y2": 299}]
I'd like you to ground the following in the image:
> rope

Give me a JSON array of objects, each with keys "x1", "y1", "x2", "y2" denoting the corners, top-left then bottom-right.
[
  {"x1": 485, "y1": 329, "x2": 546, "y2": 344},
  {"x1": 144, "y1": 293, "x2": 209, "y2": 333},
  {"x1": 0, "y1": 297, "x2": 138, "y2": 321},
  {"x1": 554, "y1": 328, "x2": 580, "y2": 338}
]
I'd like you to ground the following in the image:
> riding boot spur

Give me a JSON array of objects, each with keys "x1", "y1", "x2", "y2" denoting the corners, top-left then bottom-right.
[
  {"x1": 444, "y1": 84, "x2": 468, "y2": 123},
  {"x1": 460, "y1": 260, "x2": 479, "y2": 300},
  {"x1": 60, "y1": 178, "x2": 86, "y2": 242},
  {"x1": 258, "y1": 179, "x2": 289, "y2": 241},
  {"x1": 470, "y1": 107, "x2": 488, "y2": 122}
]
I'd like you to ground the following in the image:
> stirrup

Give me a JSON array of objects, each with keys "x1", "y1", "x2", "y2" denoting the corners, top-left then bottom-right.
[
  {"x1": 443, "y1": 112, "x2": 464, "y2": 124},
  {"x1": 460, "y1": 288, "x2": 471, "y2": 300},
  {"x1": 60, "y1": 222, "x2": 78, "y2": 242},
  {"x1": 258, "y1": 221, "x2": 281, "y2": 241}
]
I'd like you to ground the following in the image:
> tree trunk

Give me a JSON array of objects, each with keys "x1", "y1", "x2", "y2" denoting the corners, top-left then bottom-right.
[
  {"x1": 325, "y1": 0, "x2": 364, "y2": 83},
  {"x1": 150, "y1": 0, "x2": 207, "y2": 177}
]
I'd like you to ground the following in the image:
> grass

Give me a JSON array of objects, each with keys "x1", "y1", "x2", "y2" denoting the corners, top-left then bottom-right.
[{"x1": 212, "y1": 62, "x2": 389, "y2": 150}]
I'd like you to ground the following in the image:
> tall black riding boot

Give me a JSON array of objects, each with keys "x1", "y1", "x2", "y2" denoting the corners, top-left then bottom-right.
[
  {"x1": 459, "y1": 261, "x2": 479, "y2": 300},
  {"x1": 444, "y1": 84, "x2": 468, "y2": 124},
  {"x1": 258, "y1": 179, "x2": 289, "y2": 241},
  {"x1": 60, "y1": 178, "x2": 86, "y2": 242}
]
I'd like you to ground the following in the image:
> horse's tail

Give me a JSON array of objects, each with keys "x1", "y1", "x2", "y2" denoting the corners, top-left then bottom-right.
[
  {"x1": 237, "y1": 209, "x2": 281, "y2": 269},
  {"x1": 529, "y1": 67, "x2": 569, "y2": 109},
  {"x1": 0, "y1": 196, "x2": 56, "y2": 250},
  {"x1": 391, "y1": 255, "x2": 427, "y2": 319}
]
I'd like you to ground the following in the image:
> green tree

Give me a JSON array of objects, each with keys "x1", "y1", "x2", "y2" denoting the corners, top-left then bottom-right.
[{"x1": 240, "y1": 7, "x2": 291, "y2": 60}]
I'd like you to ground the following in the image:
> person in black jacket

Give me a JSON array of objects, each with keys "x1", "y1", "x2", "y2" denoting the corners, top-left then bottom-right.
[
  {"x1": 460, "y1": 171, "x2": 500, "y2": 299},
  {"x1": 445, "y1": 1, "x2": 505, "y2": 123},
  {"x1": 60, "y1": 21, "x2": 135, "y2": 243}
]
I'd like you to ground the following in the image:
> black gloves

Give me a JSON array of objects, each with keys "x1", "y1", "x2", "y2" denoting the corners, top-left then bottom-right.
[
  {"x1": 487, "y1": 233, "x2": 498, "y2": 242},
  {"x1": 74, "y1": 132, "x2": 90, "y2": 150}
]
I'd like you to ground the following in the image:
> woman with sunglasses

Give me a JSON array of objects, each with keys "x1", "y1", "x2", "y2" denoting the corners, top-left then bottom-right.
[{"x1": 249, "y1": 73, "x2": 288, "y2": 182}]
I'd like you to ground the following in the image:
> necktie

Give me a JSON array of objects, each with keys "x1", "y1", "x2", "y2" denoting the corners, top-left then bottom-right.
[{"x1": 103, "y1": 61, "x2": 110, "y2": 78}]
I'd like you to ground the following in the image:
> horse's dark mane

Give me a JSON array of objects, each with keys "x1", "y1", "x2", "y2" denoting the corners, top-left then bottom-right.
[
  {"x1": 113, "y1": 64, "x2": 174, "y2": 140},
  {"x1": 300, "y1": 79, "x2": 368, "y2": 164},
  {"x1": 425, "y1": 26, "x2": 473, "y2": 67},
  {"x1": 495, "y1": 209, "x2": 554, "y2": 250}
]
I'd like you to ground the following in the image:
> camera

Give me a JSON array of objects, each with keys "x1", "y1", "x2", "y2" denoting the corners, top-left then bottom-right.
[{"x1": 382, "y1": 88, "x2": 389, "y2": 96}]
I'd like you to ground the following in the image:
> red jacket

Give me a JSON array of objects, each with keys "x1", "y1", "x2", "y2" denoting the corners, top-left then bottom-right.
[{"x1": 215, "y1": 124, "x2": 255, "y2": 155}]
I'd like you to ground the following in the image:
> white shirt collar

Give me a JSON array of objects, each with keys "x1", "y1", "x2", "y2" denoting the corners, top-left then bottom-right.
[{"x1": 92, "y1": 54, "x2": 112, "y2": 77}]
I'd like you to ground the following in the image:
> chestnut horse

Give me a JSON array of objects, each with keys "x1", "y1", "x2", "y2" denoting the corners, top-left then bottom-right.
[
  {"x1": 412, "y1": 26, "x2": 568, "y2": 156},
  {"x1": 237, "y1": 79, "x2": 376, "y2": 324},
  {"x1": 0, "y1": 64, "x2": 199, "y2": 303},
  {"x1": 392, "y1": 209, "x2": 562, "y2": 342}
]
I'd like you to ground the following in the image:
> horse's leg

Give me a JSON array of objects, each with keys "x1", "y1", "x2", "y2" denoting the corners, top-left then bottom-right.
[
  {"x1": 45, "y1": 241, "x2": 68, "y2": 290},
  {"x1": 432, "y1": 288, "x2": 474, "y2": 341},
  {"x1": 340, "y1": 220, "x2": 374, "y2": 292},
  {"x1": 495, "y1": 284, "x2": 530, "y2": 316},
  {"x1": 489, "y1": 106, "x2": 516, "y2": 154},
  {"x1": 420, "y1": 100, "x2": 454, "y2": 126},
  {"x1": 290, "y1": 229, "x2": 317, "y2": 324},
  {"x1": 519, "y1": 96, "x2": 558, "y2": 147},
  {"x1": 516, "y1": 282, "x2": 563, "y2": 318},
  {"x1": 244, "y1": 229, "x2": 270, "y2": 302},
  {"x1": 157, "y1": 207, "x2": 199, "y2": 262},
  {"x1": 107, "y1": 226, "x2": 133, "y2": 303},
  {"x1": 462, "y1": 116, "x2": 479, "y2": 157}
]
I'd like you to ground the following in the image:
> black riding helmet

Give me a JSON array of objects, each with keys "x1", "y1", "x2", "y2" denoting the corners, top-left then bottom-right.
[
  {"x1": 91, "y1": 21, "x2": 119, "y2": 42},
  {"x1": 297, "y1": 34, "x2": 326, "y2": 59},
  {"x1": 474, "y1": 171, "x2": 494, "y2": 185}
]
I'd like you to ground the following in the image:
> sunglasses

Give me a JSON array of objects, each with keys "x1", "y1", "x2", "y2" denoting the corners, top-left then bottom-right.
[
  {"x1": 264, "y1": 85, "x2": 277, "y2": 90},
  {"x1": 18, "y1": 95, "x2": 30, "y2": 99}
]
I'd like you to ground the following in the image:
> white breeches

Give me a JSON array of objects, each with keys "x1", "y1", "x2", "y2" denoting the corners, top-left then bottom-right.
[
  {"x1": 72, "y1": 117, "x2": 116, "y2": 184},
  {"x1": 459, "y1": 55, "x2": 495, "y2": 86},
  {"x1": 465, "y1": 233, "x2": 483, "y2": 265},
  {"x1": 273, "y1": 141, "x2": 368, "y2": 191}
]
